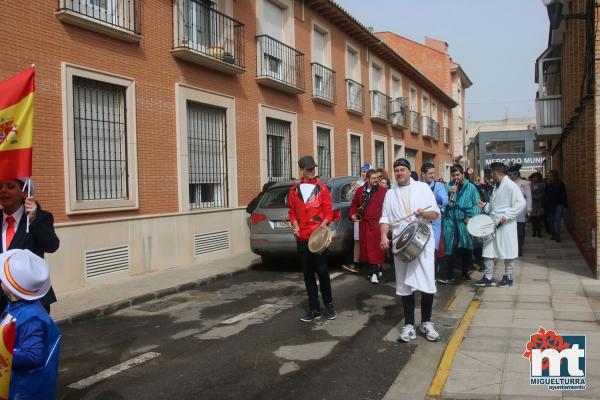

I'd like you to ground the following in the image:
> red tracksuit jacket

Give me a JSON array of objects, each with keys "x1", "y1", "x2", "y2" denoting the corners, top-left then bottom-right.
[{"x1": 288, "y1": 179, "x2": 333, "y2": 241}]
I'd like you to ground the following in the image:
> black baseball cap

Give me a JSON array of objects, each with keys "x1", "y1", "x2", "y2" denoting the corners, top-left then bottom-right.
[{"x1": 298, "y1": 156, "x2": 317, "y2": 169}]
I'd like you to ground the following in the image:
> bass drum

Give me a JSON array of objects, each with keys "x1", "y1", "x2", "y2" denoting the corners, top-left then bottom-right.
[
  {"x1": 467, "y1": 214, "x2": 496, "y2": 244},
  {"x1": 392, "y1": 221, "x2": 431, "y2": 263}
]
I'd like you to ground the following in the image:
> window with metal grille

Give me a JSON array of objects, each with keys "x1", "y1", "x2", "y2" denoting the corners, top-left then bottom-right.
[
  {"x1": 187, "y1": 101, "x2": 228, "y2": 209},
  {"x1": 350, "y1": 134, "x2": 361, "y2": 176},
  {"x1": 266, "y1": 118, "x2": 292, "y2": 182},
  {"x1": 73, "y1": 76, "x2": 129, "y2": 201},
  {"x1": 374, "y1": 140, "x2": 385, "y2": 169},
  {"x1": 316, "y1": 127, "x2": 331, "y2": 178}
]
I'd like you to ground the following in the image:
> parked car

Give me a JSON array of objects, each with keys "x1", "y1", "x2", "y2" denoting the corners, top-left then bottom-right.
[{"x1": 249, "y1": 176, "x2": 357, "y2": 263}]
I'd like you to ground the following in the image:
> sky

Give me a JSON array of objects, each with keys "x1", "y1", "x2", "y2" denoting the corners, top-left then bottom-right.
[{"x1": 337, "y1": 0, "x2": 550, "y2": 122}]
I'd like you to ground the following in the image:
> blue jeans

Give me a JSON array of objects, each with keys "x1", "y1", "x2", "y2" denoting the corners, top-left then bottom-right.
[{"x1": 553, "y1": 205, "x2": 564, "y2": 235}]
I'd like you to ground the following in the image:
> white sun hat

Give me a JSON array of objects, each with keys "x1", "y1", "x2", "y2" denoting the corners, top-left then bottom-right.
[{"x1": 0, "y1": 249, "x2": 50, "y2": 301}]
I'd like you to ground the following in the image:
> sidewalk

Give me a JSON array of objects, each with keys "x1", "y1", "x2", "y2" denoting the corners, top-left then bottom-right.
[
  {"x1": 439, "y1": 231, "x2": 600, "y2": 399},
  {"x1": 53, "y1": 252, "x2": 261, "y2": 325}
]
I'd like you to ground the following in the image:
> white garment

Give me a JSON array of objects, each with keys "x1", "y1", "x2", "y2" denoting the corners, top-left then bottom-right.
[
  {"x1": 482, "y1": 175, "x2": 527, "y2": 259},
  {"x1": 352, "y1": 179, "x2": 365, "y2": 240},
  {"x1": 299, "y1": 183, "x2": 316, "y2": 203},
  {"x1": 514, "y1": 178, "x2": 532, "y2": 223},
  {"x1": 380, "y1": 178, "x2": 440, "y2": 295},
  {"x1": 2, "y1": 205, "x2": 24, "y2": 252}
]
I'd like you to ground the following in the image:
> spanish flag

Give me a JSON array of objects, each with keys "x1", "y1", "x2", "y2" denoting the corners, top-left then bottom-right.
[{"x1": 0, "y1": 67, "x2": 34, "y2": 180}]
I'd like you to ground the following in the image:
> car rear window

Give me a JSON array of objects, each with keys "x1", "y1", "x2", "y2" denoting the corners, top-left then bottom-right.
[{"x1": 259, "y1": 187, "x2": 291, "y2": 209}]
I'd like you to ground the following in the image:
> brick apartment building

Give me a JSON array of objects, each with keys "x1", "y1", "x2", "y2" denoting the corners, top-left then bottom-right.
[
  {"x1": 0, "y1": 0, "x2": 459, "y2": 293},
  {"x1": 375, "y1": 32, "x2": 472, "y2": 163},
  {"x1": 536, "y1": 0, "x2": 599, "y2": 276}
]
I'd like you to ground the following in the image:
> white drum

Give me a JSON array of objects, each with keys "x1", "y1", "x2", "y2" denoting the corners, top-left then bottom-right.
[{"x1": 467, "y1": 214, "x2": 497, "y2": 244}]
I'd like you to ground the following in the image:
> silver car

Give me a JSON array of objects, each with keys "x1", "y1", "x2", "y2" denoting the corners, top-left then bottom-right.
[{"x1": 249, "y1": 176, "x2": 357, "y2": 263}]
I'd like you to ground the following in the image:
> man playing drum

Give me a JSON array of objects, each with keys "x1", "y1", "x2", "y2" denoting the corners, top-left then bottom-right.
[
  {"x1": 380, "y1": 158, "x2": 441, "y2": 342},
  {"x1": 439, "y1": 164, "x2": 480, "y2": 284},
  {"x1": 349, "y1": 169, "x2": 387, "y2": 284},
  {"x1": 475, "y1": 162, "x2": 527, "y2": 287},
  {"x1": 289, "y1": 156, "x2": 336, "y2": 322}
]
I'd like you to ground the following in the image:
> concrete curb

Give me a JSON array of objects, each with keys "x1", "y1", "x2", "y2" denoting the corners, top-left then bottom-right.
[{"x1": 55, "y1": 258, "x2": 260, "y2": 327}]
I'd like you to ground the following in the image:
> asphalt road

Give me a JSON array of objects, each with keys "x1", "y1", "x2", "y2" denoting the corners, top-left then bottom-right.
[{"x1": 57, "y1": 261, "x2": 456, "y2": 400}]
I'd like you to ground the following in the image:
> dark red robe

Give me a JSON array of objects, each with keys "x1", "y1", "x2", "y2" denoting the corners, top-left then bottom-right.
[{"x1": 349, "y1": 184, "x2": 387, "y2": 265}]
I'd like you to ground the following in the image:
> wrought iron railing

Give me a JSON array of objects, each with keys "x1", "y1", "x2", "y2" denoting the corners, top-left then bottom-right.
[
  {"x1": 312, "y1": 63, "x2": 336, "y2": 103},
  {"x1": 535, "y1": 97, "x2": 562, "y2": 128},
  {"x1": 370, "y1": 90, "x2": 390, "y2": 121},
  {"x1": 256, "y1": 35, "x2": 305, "y2": 91},
  {"x1": 57, "y1": 0, "x2": 141, "y2": 34},
  {"x1": 444, "y1": 127, "x2": 450, "y2": 143},
  {"x1": 432, "y1": 120, "x2": 440, "y2": 140},
  {"x1": 389, "y1": 97, "x2": 407, "y2": 127},
  {"x1": 422, "y1": 116, "x2": 432, "y2": 136},
  {"x1": 346, "y1": 79, "x2": 364, "y2": 113},
  {"x1": 173, "y1": 0, "x2": 245, "y2": 69},
  {"x1": 410, "y1": 110, "x2": 420, "y2": 133}
]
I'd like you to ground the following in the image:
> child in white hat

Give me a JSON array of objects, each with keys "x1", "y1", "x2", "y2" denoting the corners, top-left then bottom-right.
[{"x1": 0, "y1": 249, "x2": 61, "y2": 400}]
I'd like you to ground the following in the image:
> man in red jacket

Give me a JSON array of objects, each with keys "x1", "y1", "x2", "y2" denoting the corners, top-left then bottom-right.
[
  {"x1": 349, "y1": 169, "x2": 387, "y2": 284},
  {"x1": 289, "y1": 156, "x2": 336, "y2": 322}
]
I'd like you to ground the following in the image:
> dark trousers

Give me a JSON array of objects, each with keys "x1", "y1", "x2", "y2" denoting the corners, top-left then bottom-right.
[
  {"x1": 517, "y1": 222, "x2": 525, "y2": 257},
  {"x1": 402, "y1": 292, "x2": 434, "y2": 325},
  {"x1": 530, "y1": 216, "x2": 543, "y2": 236},
  {"x1": 440, "y1": 248, "x2": 473, "y2": 279},
  {"x1": 297, "y1": 240, "x2": 332, "y2": 311}
]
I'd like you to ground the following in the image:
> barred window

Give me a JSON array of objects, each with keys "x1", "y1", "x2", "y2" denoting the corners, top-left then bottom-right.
[
  {"x1": 316, "y1": 127, "x2": 331, "y2": 178},
  {"x1": 350, "y1": 134, "x2": 361, "y2": 176},
  {"x1": 187, "y1": 101, "x2": 228, "y2": 208},
  {"x1": 266, "y1": 118, "x2": 292, "y2": 182},
  {"x1": 375, "y1": 140, "x2": 385, "y2": 169},
  {"x1": 73, "y1": 76, "x2": 129, "y2": 201}
]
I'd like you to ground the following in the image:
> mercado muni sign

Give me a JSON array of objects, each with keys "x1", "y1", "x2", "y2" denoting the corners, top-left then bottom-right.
[{"x1": 484, "y1": 156, "x2": 544, "y2": 166}]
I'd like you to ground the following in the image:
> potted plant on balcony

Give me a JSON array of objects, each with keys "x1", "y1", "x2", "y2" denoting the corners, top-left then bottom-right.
[
  {"x1": 207, "y1": 45, "x2": 225, "y2": 59},
  {"x1": 223, "y1": 52, "x2": 235, "y2": 64}
]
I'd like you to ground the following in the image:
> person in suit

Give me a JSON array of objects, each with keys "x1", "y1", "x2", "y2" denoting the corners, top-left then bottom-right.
[{"x1": 0, "y1": 178, "x2": 59, "y2": 313}]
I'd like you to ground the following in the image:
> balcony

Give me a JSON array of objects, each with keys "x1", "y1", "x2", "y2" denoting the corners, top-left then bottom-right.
[
  {"x1": 346, "y1": 79, "x2": 364, "y2": 115},
  {"x1": 256, "y1": 35, "x2": 305, "y2": 94},
  {"x1": 535, "y1": 96, "x2": 562, "y2": 138},
  {"x1": 370, "y1": 90, "x2": 391, "y2": 124},
  {"x1": 56, "y1": 0, "x2": 141, "y2": 42},
  {"x1": 311, "y1": 63, "x2": 336, "y2": 106},
  {"x1": 172, "y1": 0, "x2": 245, "y2": 74},
  {"x1": 444, "y1": 127, "x2": 450, "y2": 144},
  {"x1": 432, "y1": 120, "x2": 440, "y2": 141},
  {"x1": 422, "y1": 116, "x2": 432, "y2": 137},
  {"x1": 389, "y1": 97, "x2": 407, "y2": 128},
  {"x1": 410, "y1": 110, "x2": 421, "y2": 134}
]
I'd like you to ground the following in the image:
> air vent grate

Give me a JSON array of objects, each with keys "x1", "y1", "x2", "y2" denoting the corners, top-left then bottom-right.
[
  {"x1": 85, "y1": 245, "x2": 130, "y2": 279},
  {"x1": 194, "y1": 230, "x2": 230, "y2": 256}
]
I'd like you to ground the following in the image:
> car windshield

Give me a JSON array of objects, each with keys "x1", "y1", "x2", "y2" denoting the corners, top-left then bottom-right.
[{"x1": 259, "y1": 187, "x2": 291, "y2": 209}]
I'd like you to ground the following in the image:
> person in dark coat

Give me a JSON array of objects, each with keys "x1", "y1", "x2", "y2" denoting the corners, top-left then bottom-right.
[
  {"x1": 544, "y1": 170, "x2": 568, "y2": 242},
  {"x1": 0, "y1": 178, "x2": 59, "y2": 313}
]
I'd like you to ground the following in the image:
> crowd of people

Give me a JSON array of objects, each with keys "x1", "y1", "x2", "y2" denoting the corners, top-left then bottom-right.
[{"x1": 288, "y1": 155, "x2": 568, "y2": 345}]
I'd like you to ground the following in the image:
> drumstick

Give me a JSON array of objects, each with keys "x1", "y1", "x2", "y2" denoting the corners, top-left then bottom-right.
[{"x1": 390, "y1": 206, "x2": 432, "y2": 225}]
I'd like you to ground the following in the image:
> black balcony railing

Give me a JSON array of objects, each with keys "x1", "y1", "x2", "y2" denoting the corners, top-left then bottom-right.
[
  {"x1": 422, "y1": 116, "x2": 433, "y2": 136},
  {"x1": 346, "y1": 79, "x2": 364, "y2": 114},
  {"x1": 370, "y1": 90, "x2": 390, "y2": 122},
  {"x1": 444, "y1": 127, "x2": 450, "y2": 143},
  {"x1": 432, "y1": 121, "x2": 440, "y2": 140},
  {"x1": 312, "y1": 63, "x2": 336, "y2": 104},
  {"x1": 536, "y1": 97, "x2": 562, "y2": 128},
  {"x1": 389, "y1": 97, "x2": 407, "y2": 127},
  {"x1": 173, "y1": 0, "x2": 245, "y2": 69},
  {"x1": 57, "y1": 0, "x2": 141, "y2": 34},
  {"x1": 257, "y1": 35, "x2": 305, "y2": 91},
  {"x1": 410, "y1": 110, "x2": 420, "y2": 133}
]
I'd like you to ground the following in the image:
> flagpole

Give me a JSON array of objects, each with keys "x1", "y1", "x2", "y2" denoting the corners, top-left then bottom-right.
[{"x1": 26, "y1": 178, "x2": 31, "y2": 233}]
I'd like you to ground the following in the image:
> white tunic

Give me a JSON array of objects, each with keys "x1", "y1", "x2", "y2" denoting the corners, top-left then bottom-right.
[
  {"x1": 482, "y1": 175, "x2": 527, "y2": 260},
  {"x1": 380, "y1": 178, "x2": 440, "y2": 295}
]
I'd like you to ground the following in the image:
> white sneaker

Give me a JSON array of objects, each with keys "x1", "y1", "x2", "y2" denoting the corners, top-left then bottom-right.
[
  {"x1": 397, "y1": 324, "x2": 416, "y2": 343},
  {"x1": 370, "y1": 274, "x2": 379, "y2": 284},
  {"x1": 419, "y1": 322, "x2": 440, "y2": 342}
]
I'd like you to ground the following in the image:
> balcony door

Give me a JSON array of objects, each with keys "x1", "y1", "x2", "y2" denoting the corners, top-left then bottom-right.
[
  {"x1": 185, "y1": 0, "x2": 217, "y2": 52},
  {"x1": 262, "y1": 0, "x2": 284, "y2": 80},
  {"x1": 75, "y1": 0, "x2": 117, "y2": 24},
  {"x1": 313, "y1": 29, "x2": 327, "y2": 97}
]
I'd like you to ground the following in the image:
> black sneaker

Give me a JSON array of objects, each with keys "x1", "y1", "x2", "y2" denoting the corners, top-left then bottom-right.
[
  {"x1": 497, "y1": 275, "x2": 513, "y2": 287},
  {"x1": 300, "y1": 310, "x2": 321, "y2": 322},
  {"x1": 324, "y1": 304, "x2": 337, "y2": 320},
  {"x1": 342, "y1": 263, "x2": 360, "y2": 273},
  {"x1": 473, "y1": 276, "x2": 495, "y2": 287}
]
